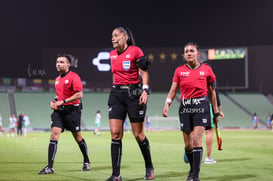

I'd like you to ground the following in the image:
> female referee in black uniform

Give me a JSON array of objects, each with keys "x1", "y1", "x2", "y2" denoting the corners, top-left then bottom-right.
[
  {"x1": 39, "y1": 54, "x2": 90, "y2": 174},
  {"x1": 162, "y1": 42, "x2": 220, "y2": 181},
  {"x1": 106, "y1": 27, "x2": 154, "y2": 181}
]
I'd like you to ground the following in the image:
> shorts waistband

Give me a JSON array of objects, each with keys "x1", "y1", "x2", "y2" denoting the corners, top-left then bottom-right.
[
  {"x1": 181, "y1": 96, "x2": 208, "y2": 105},
  {"x1": 60, "y1": 104, "x2": 80, "y2": 108},
  {"x1": 113, "y1": 83, "x2": 140, "y2": 89}
]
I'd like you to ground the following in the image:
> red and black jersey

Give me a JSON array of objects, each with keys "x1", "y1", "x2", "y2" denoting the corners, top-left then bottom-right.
[
  {"x1": 173, "y1": 63, "x2": 216, "y2": 99},
  {"x1": 55, "y1": 71, "x2": 82, "y2": 105},
  {"x1": 110, "y1": 45, "x2": 144, "y2": 85}
]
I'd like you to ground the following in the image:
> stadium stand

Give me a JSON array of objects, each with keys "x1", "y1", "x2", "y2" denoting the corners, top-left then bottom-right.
[
  {"x1": 225, "y1": 92, "x2": 273, "y2": 127},
  {"x1": 14, "y1": 92, "x2": 54, "y2": 130},
  {"x1": 219, "y1": 93, "x2": 252, "y2": 128},
  {"x1": 0, "y1": 91, "x2": 271, "y2": 131},
  {"x1": 0, "y1": 92, "x2": 11, "y2": 129}
]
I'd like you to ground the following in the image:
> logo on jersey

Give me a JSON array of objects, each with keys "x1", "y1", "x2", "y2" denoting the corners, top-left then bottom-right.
[
  {"x1": 126, "y1": 54, "x2": 131, "y2": 59},
  {"x1": 200, "y1": 71, "x2": 205, "y2": 76},
  {"x1": 123, "y1": 61, "x2": 130, "y2": 71},
  {"x1": 181, "y1": 72, "x2": 190, "y2": 78},
  {"x1": 65, "y1": 80, "x2": 69, "y2": 84},
  {"x1": 111, "y1": 55, "x2": 117, "y2": 59},
  {"x1": 202, "y1": 118, "x2": 207, "y2": 123},
  {"x1": 55, "y1": 80, "x2": 59, "y2": 85}
]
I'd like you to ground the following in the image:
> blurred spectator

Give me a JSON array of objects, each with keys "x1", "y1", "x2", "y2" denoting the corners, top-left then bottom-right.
[
  {"x1": 252, "y1": 112, "x2": 259, "y2": 130},
  {"x1": 94, "y1": 110, "x2": 101, "y2": 136},
  {"x1": 23, "y1": 113, "x2": 30, "y2": 137},
  {"x1": 0, "y1": 114, "x2": 3, "y2": 137},
  {"x1": 8, "y1": 114, "x2": 16, "y2": 138},
  {"x1": 17, "y1": 113, "x2": 24, "y2": 136},
  {"x1": 145, "y1": 116, "x2": 152, "y2": 132},
  {"x1": 266, "y1": 113, "x2": 272, "y2": 130},
  {"x1": 123, "y1": 117, "x2": 130, "y2": 132}
]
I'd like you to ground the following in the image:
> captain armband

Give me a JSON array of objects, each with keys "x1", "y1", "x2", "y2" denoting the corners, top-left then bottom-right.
[
  {"x1": 165, "y1": 98, "x2": 173, "y2": 104},
  {"x1": 137, "y1": 56, "x2": 150, "y2": 71}
]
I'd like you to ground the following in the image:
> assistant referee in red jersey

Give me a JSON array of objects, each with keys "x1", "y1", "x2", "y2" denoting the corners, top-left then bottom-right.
[
  {"x1": 162, "y1": 42, "x2": 220, "y2": 181},
  {"x1": 39, "y1": 54, "x2": 90, "y2": 174},
  {"x1": 106, "y1": 27, "x2": 154, "y2": 181}
]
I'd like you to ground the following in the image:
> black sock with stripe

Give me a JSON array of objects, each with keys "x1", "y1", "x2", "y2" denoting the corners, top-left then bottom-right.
[
  {"x1": 111, "y1": 139, "x2": 122, "y2": 176},
  {"x1": 78, "y1": 138, "x2": 90, "y2": 163},
  {"x1": 192, "y1": 147, "x2": 203, "y2": 178},
  {"x1": 185, "y1": 148, "x2": 193, "y2": 173},
  {"x1": 48, "y1": 140, "x2": 57, "y2": 168},
  {"x1": 138, "y1": 137, "x2": 154, "y2": 169}
]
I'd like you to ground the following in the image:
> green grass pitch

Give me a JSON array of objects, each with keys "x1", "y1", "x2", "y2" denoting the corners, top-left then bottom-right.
[{"x1": 0, "y1": 130, "x2": 273, "y2": 181}]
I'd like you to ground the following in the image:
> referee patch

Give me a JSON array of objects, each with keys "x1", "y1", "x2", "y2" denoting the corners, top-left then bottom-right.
[{"x1": 123, "y1": 61, "x2": 130, "y2": 70}]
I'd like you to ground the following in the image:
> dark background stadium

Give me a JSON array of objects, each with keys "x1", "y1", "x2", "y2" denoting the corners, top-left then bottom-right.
[{"x1": 1, "y1": 0, "x2": 273, "y2": 93}]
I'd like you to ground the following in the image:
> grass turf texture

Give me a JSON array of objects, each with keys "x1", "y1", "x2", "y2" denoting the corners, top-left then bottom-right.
[{"x1": 0, "y1": 130, "x2": 272, "y2": 181}]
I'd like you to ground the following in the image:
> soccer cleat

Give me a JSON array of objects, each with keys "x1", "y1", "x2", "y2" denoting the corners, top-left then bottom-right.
[
  {"x1": 186, "y1": 171, "x2": 193, "y2": 181},
  {"x1": 144, "y1": 168, "x2": 154, "y2": 180},
  {"x1": 105, "y1": 175, "x2": 122, "y2": 181},
  {"x1": 204, "y1": 157, "x2": 216, "y2": 164},
  {"x1": 192, "y1": 177, "x2": 200, "y2": 181},
  {"x1": 82, "y1": 162, "x2": 91, "y2": 171},
  {"x1": 184, "y1": 152, "x2": 189, "y2": 163},
  {"x1": 38, "y1": 166, "x2": 54, "y2": 174}
]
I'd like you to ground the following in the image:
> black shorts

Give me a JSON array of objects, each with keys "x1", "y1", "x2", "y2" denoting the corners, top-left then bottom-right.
[
  {"x1": 51, "y1": 105, "x2": 81, "y2": 132},
  {"x1": 178, "y1": 96, "x2": 211, "y2": 132},
  {"x1": 108, "y1": 84, "x2": 146, "y2": 123}
]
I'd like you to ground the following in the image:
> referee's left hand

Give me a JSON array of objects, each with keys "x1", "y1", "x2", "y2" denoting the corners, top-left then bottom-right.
[
  {"x1": 50, "y1": 100, "x2": 63, "y2": 110},
  {"x1": 140, "y1": 91, "x2": 148, "y2": 105},
  {"x1": 50, "y1": 100, "x2": 56, "y2": 110}
]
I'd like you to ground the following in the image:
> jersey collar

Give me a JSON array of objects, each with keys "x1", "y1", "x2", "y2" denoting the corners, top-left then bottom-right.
[{"x1": 60, "y1": 70, "x2": 70, "y2": 78}]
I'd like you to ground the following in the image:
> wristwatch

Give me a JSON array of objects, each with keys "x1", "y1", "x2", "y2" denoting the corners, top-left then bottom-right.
[
  {"x1": 143, "y1": 88, "x2": 150, "y2": 95},
  {"x1": 214, "y1": 112, "x2": 221, "y2": 117}
]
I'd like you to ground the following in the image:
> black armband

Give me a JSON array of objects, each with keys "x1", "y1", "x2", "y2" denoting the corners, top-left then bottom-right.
[
  {"x1": 137, "y1": 56, "x2": 150, "y2": 71},
  {"x1": 212, "y1": 81, "x2": 217, "y2": 90}
]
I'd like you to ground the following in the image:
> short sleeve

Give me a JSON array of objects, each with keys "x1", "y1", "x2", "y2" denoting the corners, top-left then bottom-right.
[
  {"x1": 73, "y1": 73, "x2": 83, "y2": 92},
  {"x1": 172, "y1": 67, "x2": 180, "y2": 83},
  {"x1": 207, "y1": 66, "x2": 216, "y2": 84}
]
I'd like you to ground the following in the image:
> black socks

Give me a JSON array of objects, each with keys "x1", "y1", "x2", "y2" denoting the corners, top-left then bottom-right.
[
  {"x1": 138, "y1": 137, "x2": 154, "y2": 169},
  {"x1": 78, "y1": 139, "x2": 90, "y2": 163},
  {"x1": 192, "y1": 147, "x2": 203, "y2": 178},
  {"x1": 48, "y1": 140, "x2": 58, "y2": 168},
  {"x1": 111, "y1": 139, "x2": 122, "y2": 176}
]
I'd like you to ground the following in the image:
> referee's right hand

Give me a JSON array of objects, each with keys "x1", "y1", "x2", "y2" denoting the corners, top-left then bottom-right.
[
  {"x1": 162, "y1": 104, "x2": 169, "y2": 117},
  {"x1": 50, "y1": 100, "x2": 59, "y2": 110}
]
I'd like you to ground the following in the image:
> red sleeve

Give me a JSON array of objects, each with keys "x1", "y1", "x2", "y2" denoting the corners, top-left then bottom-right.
[
  {"x1": 207, "y1": 66, "x2": 216, "y2": 84},
  {"x1": 73, "y1": 73, "x2": 83, "y2": 92},
  {"x1": 173, "y1": 67, "x2": 180, "y2": 83},
  {"x1": 135, "y1": 46, "x2": 144, "y2": 61}
]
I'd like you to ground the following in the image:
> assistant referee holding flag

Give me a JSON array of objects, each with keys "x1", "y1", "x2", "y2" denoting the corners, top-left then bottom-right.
[{"x1": 39, "y1": 54, "x2": 91, "y2": 174}]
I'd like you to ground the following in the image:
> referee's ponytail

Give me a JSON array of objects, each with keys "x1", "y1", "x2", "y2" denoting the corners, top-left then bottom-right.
[{"x1": 115, "y1": 26, "x2": 136, "y2": 46}]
